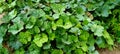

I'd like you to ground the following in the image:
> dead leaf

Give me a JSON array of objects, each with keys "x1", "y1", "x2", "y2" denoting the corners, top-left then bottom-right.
[
  {"x1": 0, "y1": 13, "x2": 5, "y2": 25},
  {"x1": 86, "y1": 12, "x2": 94, "y2": 20}
]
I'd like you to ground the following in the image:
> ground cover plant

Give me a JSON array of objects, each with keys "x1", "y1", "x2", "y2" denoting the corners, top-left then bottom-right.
[{"x1": 0, "y1": 0, "x2": 120, "y2": 54}]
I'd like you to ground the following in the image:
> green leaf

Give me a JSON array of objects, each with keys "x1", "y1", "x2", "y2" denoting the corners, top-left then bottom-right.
[
  {"x1": 88, "y1": 46, "x2": 95, "y2": 51},
  {"x1": 51, "y1": 49, "x2": 63, "y2": 54},
  {"x1": 8, "y1": 0, "x2": 16, "y2": 8},
  {"x1": 0, "y1": 47, "x2": 9, "y2": 54},
  {"x1": 0, "y1": 36, "x2": 3, "y2": 44},
  {"x1": 49, "y1": 33, "x2": 55, "y2": 41},
  {"x1": 76, "y1": 14, "x2": 84, "y2": 21},
  {"x1": 93, "y1": 50, "x2": 99, "y2": 54},
  {"x1": 2, "y1": 9, "x2": 17, "y2": 23},
  {"x1": 18, "y1": 31, "x2": 31, "y2": 44},
  {"x1": 33, "y1": 34, "x2": 42, "y2": 47},
  {"x1": 75, "y1": 6, "x2": 86, "y2": 15},
  {"x1": 9, "y1": 40, "x2": 22, "y2": 49},
  {"x1": 79, "y1": 31, "x2": 89, "y2": 41},
  {"x1": 63, "y1": 20, "x2": 73, "y2": 29},
  {"x1": 101, "y1": 5, "x2": 109, "y2": 17},
  {"x1": 74, "y1": 48, "x2": 83, "y2": 54},
  {"x1": 0, "y1": 25, "x2": 7, "y2": 44},
  {"x1": 33, "y1": 33, "x2": 48, "y2": 47},
  {"x1": 45, "y1": 15, "x2": 54, "y2": 21},
  {"x1": 0, "y1": 25, "x2": 7, "y2": 37},
  {"x1": 43, "y1": 43, "x2": 51, "y2": 49},
  {"x1": 34, "y1": 26, "x2": 40, "y2": 33},
  {"x1": 91, "y1": 24, "x2": 104, "y2": 36},
  {"x1": 56, "y1": 18, "x2": 63, "y2": 27},
  {"x1": 68, "y1": 35, "x2": 78, "y2": 43},
  {"x1": 15, "y1": 48, "x2": 25, "y2": 54},
  {"x1": 12, "y1": 17, "x2": 21, "y2": 23},
  {"x1": 52, "y1": 22, "x2": 57, "y2": 30},
  {"x1": 37, "y1": 9, "x2": 46, "y2": 17},
  {"x1": 103, "y1": 30, "x2": 113, "y2": 45},
  {"x1": 9, "y1": 9, "x2": 17, "y2": 19},
  {"x1": 69, "y1": 27, "x2": 81, "y2": 35},
  {"x1": 8, "y1": 21, "x2": 24, "y2": 35},
  {"x1": 0, "y1": 7, "x2": 4, "y2": 13},
  {"x1": 42, "y1": 21, "x2": 51, "y2": 30},
  {"x1": 51, "y1": 4, "x2": 66, "y2": 14},
  {"x1": 96, "y1": 37, "x2": 106, "y2": 48},
  {"x1": 28, "y1": 43, "x2": 40, "y2": 54},
  {"x1": 81, "y1": 44, "x2": 88, "y2": 52},
  {"x1": 53, "y1": 14, "x2": 59, "y2": 20},
  {"x1": 82, "y1": 19, "x2": 89, "y2": 25},
  {"x1": 26, "y1": 16, "x2": 36, "y2": 29}
]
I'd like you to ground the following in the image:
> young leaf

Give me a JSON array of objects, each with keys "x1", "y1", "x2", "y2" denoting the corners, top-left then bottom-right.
[
  {"x1": 18, "y1": 31, "x2": 31, "y2": 44},
  {"x1": 56, "y1": 18, "x2": 63, "y2": 27},
  {"x1": 103, "y1": 30, "x2": 113, "y2": 45},
  {"x1": 33, "y1": 33, "x2": 48, "y2": 47}
]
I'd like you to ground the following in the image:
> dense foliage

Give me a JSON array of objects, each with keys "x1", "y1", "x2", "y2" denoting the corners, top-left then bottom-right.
[{"x1": 0, "y1": 0, "x2": 120, "y2": 54}]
